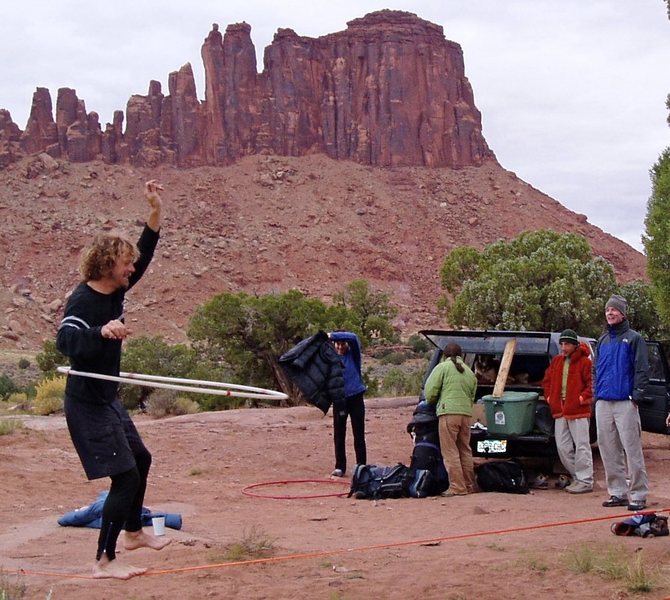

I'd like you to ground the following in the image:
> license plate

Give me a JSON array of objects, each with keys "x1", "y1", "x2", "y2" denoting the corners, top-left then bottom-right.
[{"x1": 477, "y1": 439, "x2": 507, "y2": 454}]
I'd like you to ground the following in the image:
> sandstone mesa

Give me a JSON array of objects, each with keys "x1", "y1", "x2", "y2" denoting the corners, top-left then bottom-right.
[{"x1": 0, "y1": 11, "x2": 646, "y2": 351}]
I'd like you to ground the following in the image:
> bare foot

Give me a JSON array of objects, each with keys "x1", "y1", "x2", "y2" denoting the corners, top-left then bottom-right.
[
  {"x1": 124, "y1": 529, "x2": 172, "y2": 551},
  {"x1": 93, "y1": 556, "x2": 147, "y2": 580}
]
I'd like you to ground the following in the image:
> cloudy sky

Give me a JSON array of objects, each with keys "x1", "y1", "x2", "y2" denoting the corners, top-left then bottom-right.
[{"x1": 1, "y1": 1, "x2": 668, "y2": 252}]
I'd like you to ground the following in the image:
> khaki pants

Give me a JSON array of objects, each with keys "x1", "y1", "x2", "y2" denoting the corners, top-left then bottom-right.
[
  {"x1": 555, "y1": 416, "x2": 594, "y2": 486},
  {"x1": 595, "y1": 399, "x2": 648, "y2": 501},
  {"x1": 438, "y1": 414, "x2": 475, "y2": 494}
]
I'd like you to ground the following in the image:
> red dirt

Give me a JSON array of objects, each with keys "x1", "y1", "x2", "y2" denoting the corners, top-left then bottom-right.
[
  {"x1": 2, "y1": 400, "x2": 670, "y2": 599},
  {"x1": 1, "y1": 154, "x2": 646, "y2": 351}
]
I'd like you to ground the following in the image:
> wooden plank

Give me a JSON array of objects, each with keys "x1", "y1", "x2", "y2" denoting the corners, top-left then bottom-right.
[{"x1": 492, "y1": 338, "x2": 517, "y2": 397}]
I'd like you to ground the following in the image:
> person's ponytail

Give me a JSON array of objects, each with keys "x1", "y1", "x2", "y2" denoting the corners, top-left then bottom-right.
[{"x1": 444, "y1": 343, "x2": 464, "y2": 373}]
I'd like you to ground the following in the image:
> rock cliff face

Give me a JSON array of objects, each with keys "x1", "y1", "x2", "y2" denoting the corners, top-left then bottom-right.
[
  {"x1": 0, "y1": 154, "x2": 647, "y2": 350},
  {"x1": 0, "y1": 11, "x2": 494, "y2": 169}
]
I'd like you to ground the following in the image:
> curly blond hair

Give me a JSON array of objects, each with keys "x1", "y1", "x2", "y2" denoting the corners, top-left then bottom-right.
[{"x1": 79, "y1": 232, "x2": 139, "y2": 282}]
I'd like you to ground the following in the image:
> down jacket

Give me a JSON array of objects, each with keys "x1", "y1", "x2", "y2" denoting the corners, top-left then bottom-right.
[
  {"x1": 58, "y1": 490, "x2": 182, "y2": 530},
  {"x1": 593, "y1": 319, "x2": 649, "y2": 402},
  {"x1": 279, "y1": 331, "x2": 345, "y2": 414},
  {"x1": 542, "y1": 341, "x2": 593, "y2": 419}
]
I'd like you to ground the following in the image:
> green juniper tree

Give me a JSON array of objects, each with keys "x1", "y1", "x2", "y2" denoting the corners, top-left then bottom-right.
[
  {"x1": 188, "y1": 284, "x2": 398, "y2": 404},
  {"x1": 332, "y1": 279, "x2": 398, "y2": 344},
  {"x1": 439, "y1": 230, "x2": 617, "y2": 336},
  {"x1": 643, "y1": 149, "x2": 670, "y2": 329}
]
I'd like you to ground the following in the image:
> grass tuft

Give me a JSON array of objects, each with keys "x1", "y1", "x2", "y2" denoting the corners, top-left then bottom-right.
[
  {"x1": 216, "y1": 525, "x2": 276, "y2": 562},
  {"x1": 0, "y1": 419, "x2": 24, "y2": 436},
  {"x1": 0, "y1": 569, "x2": 27, "y2": 599},
  {"x1": 565, "y1": 544, "x2": 660, "y2": 593}
]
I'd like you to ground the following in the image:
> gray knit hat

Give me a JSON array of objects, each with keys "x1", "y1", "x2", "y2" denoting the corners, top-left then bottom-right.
[
  {"x1": 605, "y1": 294, "x2": 627, "y2": 318},
  {"x1": 559, "y1": 329, "x2": 579, "y2": 345}
]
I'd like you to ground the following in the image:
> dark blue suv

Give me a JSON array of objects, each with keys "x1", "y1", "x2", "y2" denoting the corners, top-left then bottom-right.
[{"x1": 418, "y1": 330, "x2": 670, "y2": 459}]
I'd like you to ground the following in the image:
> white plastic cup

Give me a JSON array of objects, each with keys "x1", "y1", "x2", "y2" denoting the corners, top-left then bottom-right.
[{"x1": 152, "y1": 515, "x2": 166, "y2": 536}]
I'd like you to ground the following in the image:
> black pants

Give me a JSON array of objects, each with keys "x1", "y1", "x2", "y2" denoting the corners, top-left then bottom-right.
[
  {"x1": 96, "y1": 446, "x2": 152, "y2": 561},
  {"x1": 333, "y1": 393, "x2": 367, "y2": 474}
]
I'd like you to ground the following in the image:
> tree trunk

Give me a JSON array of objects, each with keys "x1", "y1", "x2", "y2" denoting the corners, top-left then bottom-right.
[{"x1": 267, "y1": 355, "x2": 302, "y2": 407}]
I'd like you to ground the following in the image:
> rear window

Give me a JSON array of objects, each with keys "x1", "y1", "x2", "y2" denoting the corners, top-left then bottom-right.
[
  {"x1": 420, "y1": 330, "x2": 554, "y2": 391},
  {"x1": 467, "y1": 353, "x2": 550, "y2": 386},
  {"x1": 647, "y1": 343, "x2": 667, "y2": 383},
  {"x1": 421, "y1": 331, "x2": 552, "y2": 355}
]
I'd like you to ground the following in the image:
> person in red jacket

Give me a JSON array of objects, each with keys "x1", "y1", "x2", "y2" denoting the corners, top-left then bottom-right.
[{"x1": 542, "y1": 329, "x2": 594, "y2": 494}]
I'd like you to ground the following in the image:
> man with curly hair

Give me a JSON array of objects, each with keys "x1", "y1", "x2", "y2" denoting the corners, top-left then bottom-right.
[{"x1": 57, "y1": 180, "x2": 170, "y2": 579}]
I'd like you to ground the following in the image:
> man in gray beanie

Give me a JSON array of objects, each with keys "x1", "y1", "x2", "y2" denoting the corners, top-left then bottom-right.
[
  {"x1": 593, "y1": 294, "x2": 650, "y2": 511},
  {"x1": 605, "y1": 294, "x2": 628, "y2": 318}
]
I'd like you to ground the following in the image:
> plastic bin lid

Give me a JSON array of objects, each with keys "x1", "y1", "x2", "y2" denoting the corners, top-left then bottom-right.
[{"x1": 481, "y1": 391, "x2": 539, "y2": 402}]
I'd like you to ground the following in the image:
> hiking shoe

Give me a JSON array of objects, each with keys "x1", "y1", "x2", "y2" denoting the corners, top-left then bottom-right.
[
  {"x1": 330, "y1": 469, "x2": 344, "y2": 478},
  {"x1": 602, "y1": 495, "x2": 627, "y2": 507},
  {"x1": 440, "y1": 490, "x2": 467, "y2": 497},
  {"x1": 565, "y1": 481, "x2": 593, "y2": 494},
  {"x1": 555, "y1": 475, "x2": 572, "y2": 489},
  {"x1": 627, "y1": 500, "x2": 647, "y2": 512}
]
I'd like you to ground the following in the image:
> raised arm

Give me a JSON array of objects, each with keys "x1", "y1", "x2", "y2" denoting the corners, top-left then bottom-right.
[{"x1": 144, "y1": 179, "x2": 163, "y2": 232}]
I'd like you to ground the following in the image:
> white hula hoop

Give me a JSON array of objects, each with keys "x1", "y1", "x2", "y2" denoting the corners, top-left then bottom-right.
[{"x1": 56, "y1": 366, "x2": 288, "y2": 401}]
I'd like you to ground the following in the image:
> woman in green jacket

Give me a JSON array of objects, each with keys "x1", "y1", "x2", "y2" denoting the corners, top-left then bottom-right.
[{"x1": 424, "y1": 343, "x2": 477, "y2": 495}]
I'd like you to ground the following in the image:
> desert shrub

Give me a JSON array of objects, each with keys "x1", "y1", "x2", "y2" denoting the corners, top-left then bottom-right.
[
  {"x1": 36, "y1": 338, "x2": 67, "y2": 377},
  {"x1": 380, "y1": 351, "x2": 409, "y2": 366},
  {"x1": 0, "y1": 419, "x2": 24, "y2": 436},
  {"x1": 332, "y1": 279, "x2": 399, "y2": 344},
  {"x1": 220, "y1": 525, "x2": 276, "y2": 562},
  {"x1": 173, "y1": 396, "x2": 200, "y2": 415},
  {"x1": 564, "y1": 543, "x2": 659, "y2": 593},
  {"x1": 197, "y1": 393, "x2": 247, "y2": 412},
  {"x1": 381, "y1": 367, "x2": 423, "y2": 397},
  {"x1": 17, "y1": 358, "x2": 30, "y2": 370},
  {"x1": 374, "y1": 347, "x2": 394, "y2": 359},
  {"x1": 0, "y1": 569, "x2": 27, "y2": 598},
  {"x1": 565, "y1": 544, "x2": 597, "y2": 574},
  {"x1": 145, "y1": 391, "x2": 200, "y2": 418},
  {"x1": 363, "y1": 368, "x2": 380, "y2": 398},
  {"x1": 5, "y1": 392, "x2": 30, "y2": 411},
  {"x1": 440, "y1": 230, "x2": 616, "y2": 335},
  {"x1": 33, "y1": 376, "x2": 66, "y2": 415},
  {"x1": 0, "y1": 374, "x2": 19, "y2": 400},
  {"x1": 407, "y1": 334, "x2": 431, "y2": 355},
  {"x1": 178, "y1": 361, "x2": 235, "y2": 411},
  {"x1": 119, "y1": 336, "x2": 204, "y2": 411},
  {"x1": 625, "y1": 552, "x2": 654, "y2": 593},
  {"x1": 21, "y1": 383, "x2": 36, "y2": 401}
]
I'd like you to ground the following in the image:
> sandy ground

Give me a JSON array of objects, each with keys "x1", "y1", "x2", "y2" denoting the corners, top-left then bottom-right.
[{"x1": 2, "y1": 398, "x2": 670, "y2": 600}]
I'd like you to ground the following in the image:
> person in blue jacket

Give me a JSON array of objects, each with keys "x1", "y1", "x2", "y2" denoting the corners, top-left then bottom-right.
[
  {"x1": 56, "y1": 181, "x2": 171, "y2": 580},
  {"x1": 329, "y1": 331, "x2": 367, "y2": 477},
  {"x1": 594, "y1": 294, "x2": 650, "y2": 512}
]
